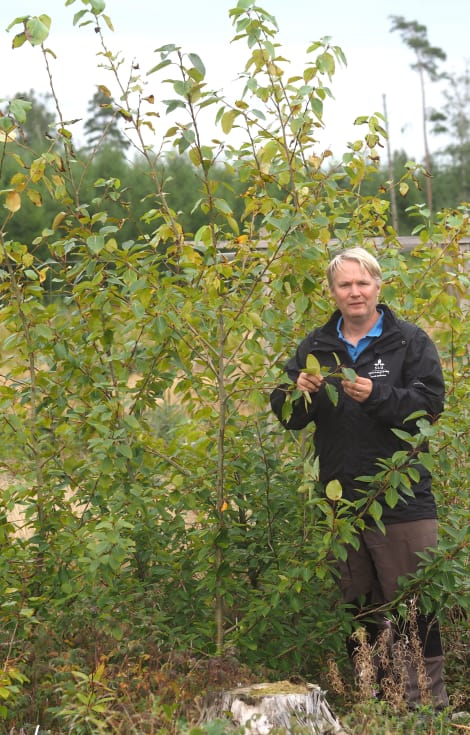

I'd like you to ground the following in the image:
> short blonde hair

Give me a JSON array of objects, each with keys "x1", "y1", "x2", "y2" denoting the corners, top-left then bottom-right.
[{"x1": 327, "y1": 247, "x2": 382, "y2": 289}]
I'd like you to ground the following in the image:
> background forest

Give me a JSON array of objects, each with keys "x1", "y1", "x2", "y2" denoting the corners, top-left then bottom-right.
[{"x1": 0, "y1": 1, "x2": 468, "y2": 734}]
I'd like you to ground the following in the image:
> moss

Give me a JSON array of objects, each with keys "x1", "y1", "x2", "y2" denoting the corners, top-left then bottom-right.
[{"x1": 234, "y1": 680, "x2": 313, "y2": 698}]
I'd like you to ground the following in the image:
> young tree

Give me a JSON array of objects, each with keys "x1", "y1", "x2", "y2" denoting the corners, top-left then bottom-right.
[
  {"x1": 0, "y1": 3, "x2": 468, "y2": 729},
  {"x1": 389, "y1": 15, "x2": 447, "y2": 213}
]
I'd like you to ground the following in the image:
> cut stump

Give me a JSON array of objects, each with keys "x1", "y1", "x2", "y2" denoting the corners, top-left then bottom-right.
[{"x1": 201, "y1": 680, "x2": 347, "y2": 734}]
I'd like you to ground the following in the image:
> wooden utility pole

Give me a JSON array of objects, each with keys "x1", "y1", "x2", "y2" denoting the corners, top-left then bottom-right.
[{"x1": 382, "y1": 94, "x2": 399, "y2": 232}]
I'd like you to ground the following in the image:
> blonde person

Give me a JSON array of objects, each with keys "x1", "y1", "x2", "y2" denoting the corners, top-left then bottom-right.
[{"x1": 270, "y1": 247, "x2": 448, "y2": 709}]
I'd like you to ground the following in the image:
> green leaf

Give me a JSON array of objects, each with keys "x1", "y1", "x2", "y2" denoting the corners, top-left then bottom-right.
[
  {"x1": 295, "y1": 293, "x2": 309, "y2": 316},
  {"x1": 317, "y1": 51, "x2": 335, "y2": 76},
  {"x1": 89, "y1": 0, "x2": 106, "y2": 13},
  {"x1": 310, "y1": 97, "x2": 323, "y2": 120},
  {"x1": 369, "y1": 500, "x2": 383, "y2": 522},
  {"x1": 384, "y1": 486, "x2": 399, "y2": 508},
  {"x1": 404, "y1": 410, "x2": 427, "y2": 422},
  {"x1": 303, "y1": 456, "x2": 320, "y2": 481},
  {"x1": 87, "y1": 235, "x2": 105, "y2": 253},
  {"x1": 214, "y1": 197, "x2": 233, "y2": 215},
  {"x1": 26, "y1": 15, "x2": 51, "y2": 46},
  {"x1": 418, "y1": 452, "x2": 434, "y2": 471},
  {"x1": 147, "y1": 59, "x2": 172, "y2": 75},
  {"x1": 34, "y1": 324, "x2": 54, "y2": 339},
  {"x1": 341, "y1": 367, "x2": 357, "y2": 382},
  {"x1": 407, "y1": 467, "x2": 421, "y2": 484},
  {"x1": 281, "y1": 398, "x2": 293, "y2": 421},
  {"x1": 391, "y1": 427, "x2": 413, "y2": 442},
  {"x1": 416, "y1": 418, "x2": 435, "y2": 437},
  {"x1": 325, "y1": 382, "x2": 338, "y2": 406},
  {"x1": 10, "y1": 98, "x2": 32, "y2": 124},
  {"x1": 188, "y1": 53, "x2": 206, "y2": 76}
]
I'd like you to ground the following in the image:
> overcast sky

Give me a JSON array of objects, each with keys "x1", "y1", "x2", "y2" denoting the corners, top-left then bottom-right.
[{"x1": 1, "y1": 0, "x2": 468, "y2": 159}]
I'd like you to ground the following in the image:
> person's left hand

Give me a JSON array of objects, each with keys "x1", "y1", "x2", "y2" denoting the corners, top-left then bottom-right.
[{"x1": 342, "y1": 376, "x2": 373, "y2": 403}]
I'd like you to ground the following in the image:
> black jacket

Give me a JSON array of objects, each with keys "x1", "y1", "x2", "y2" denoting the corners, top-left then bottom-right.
[{"x1": 270, "y1": 305, "x2": 445, "y2": 523}]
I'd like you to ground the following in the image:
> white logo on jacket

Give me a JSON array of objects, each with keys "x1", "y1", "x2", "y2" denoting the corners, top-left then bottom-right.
[{"x1": 368, "y1": 358, "x2": 390, "y2": 378}]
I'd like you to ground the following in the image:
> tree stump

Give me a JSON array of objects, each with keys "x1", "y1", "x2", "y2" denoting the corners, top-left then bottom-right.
[{"x1": 201, "y1": 680, "x2": 347, "y2": 734}]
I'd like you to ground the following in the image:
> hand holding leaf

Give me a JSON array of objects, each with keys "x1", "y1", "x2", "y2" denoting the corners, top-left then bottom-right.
[
  {"x1": 298, "y1": 356, "x2": 360, "y2": 408},
  {"x1": 342, "y1": 372, "x2": 373, "y2": 403},
  {"x1": 298, "y1": 354, "x2": 323, "y2": 406}
]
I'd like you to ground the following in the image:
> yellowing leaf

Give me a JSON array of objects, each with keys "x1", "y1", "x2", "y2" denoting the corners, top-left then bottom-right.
[
  {"x1": 189, "y1": 147, "x2": 202, "y2": 167},
  {"x1": 309, "y1": 154, "x2": 321, "y2": 170},
  {"x1": 399, "y1": 182, "x2": 409, "y2": 197},
  {"x1": 221, "y1": 110, "x2": 238, "y2": 135},
  {"x1": 304, "y1": 353, "x2": 321, "y2": 375},
  {"x1": 12, "y1": 32, "x2": 27, "y2": 49},
  {"x1": 11, "y1": 172, "x2": 27, "y2": 191},
  {"x1": 325, "y1": 479, "x2": 342, "y2": 501},
  {"x1": 105, "y1": 238, "x2": 118, "y2": 252},
  {"x1": 30, "y1": 158, "x2": 46, "y2": 182},
  {"x1": 248, "y1": 311, "x2": 263, "y2": 328},
  {"x1": 22, "y1": 253, "x2": 34, "y2": 267},
  {"x1": 5, "y1": 191, "x2": 21, "y2": 212},
  {"x1": 58, "y1": 127, "x2": 72, "y2": 140},
  {"x1": 267, "y1": 61, "x2": 283, "y2": 77},
  {"x1": 26, "y1": 189, "x2": 42, "y2": 207},
  {"x1": 0, "y1": 129, "x2": 17, "y2": 143},
  {"x1": 98, "y1": 84, "x2": 112, "y2": 98},
  {"x1": 52, "y1": 211, "x2": 67, "y2": 229}
]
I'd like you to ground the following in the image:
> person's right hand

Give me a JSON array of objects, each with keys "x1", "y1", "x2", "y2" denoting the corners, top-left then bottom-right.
[{"x1": 296, "y1": 371, "x2": 324, "y2": 393}]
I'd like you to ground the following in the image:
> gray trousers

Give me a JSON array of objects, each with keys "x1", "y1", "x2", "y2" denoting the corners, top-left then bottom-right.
[{"x1": 336, "y1": 519, "x2": 449, "y2": 708}]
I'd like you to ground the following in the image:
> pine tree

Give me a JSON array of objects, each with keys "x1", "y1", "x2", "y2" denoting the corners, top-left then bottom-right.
[
  {"x1": 83, "y1": 86, "x2": 131, "y2": 151},
  {"x1": 390, "y1": 15, "x2": 446, "y2": 213}
]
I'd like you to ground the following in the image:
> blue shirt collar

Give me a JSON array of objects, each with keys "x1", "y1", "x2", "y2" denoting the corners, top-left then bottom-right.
[
  {"x1": 336, "y1": 309, "x2": 384, "y2": 340},
  {"x1": 336, "y1": 309, "x2": 384, "y2": 361}
]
